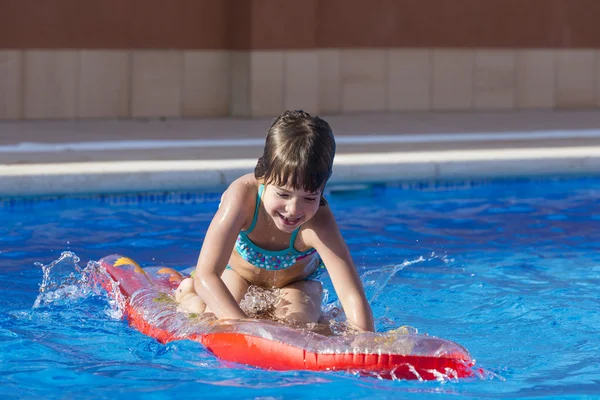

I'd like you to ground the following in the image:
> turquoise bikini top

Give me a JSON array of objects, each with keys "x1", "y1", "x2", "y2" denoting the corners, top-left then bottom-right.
[{"x1": 234, "y1": 185, "x2": 317, "y2": 270}]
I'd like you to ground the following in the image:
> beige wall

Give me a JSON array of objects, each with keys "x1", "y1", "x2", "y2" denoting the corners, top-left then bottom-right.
[
  {"x1": 2, "y1": 48, "x2": 600, "y2": 119},
  {"x1": 2, "y1": 1, "x2": 600, "y2": 120}
]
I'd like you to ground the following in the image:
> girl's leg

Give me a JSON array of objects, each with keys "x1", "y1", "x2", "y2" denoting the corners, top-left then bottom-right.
[
  {"x1": 205, "y1": 268, "x2": 250, "y2": 313},
  {"x1": 274, "y1": 280, "x2": 323, "y2": 325},
  {"x1": 175, "y1": 268, "x2": 250, "y2": 314},
  {"x1": 175, "y1": 277, "x2": 206, "y2": 313}
]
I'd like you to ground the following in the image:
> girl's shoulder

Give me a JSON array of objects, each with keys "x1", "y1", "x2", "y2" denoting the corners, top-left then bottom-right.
[
  {"x1": 224, "y1": 173, "x2": 259, "y2": 197},
  {"x1": 298, "y1": 200, "x2": 338, "y2": 247},
  {"x1": 219, "y1": 174, "x2": 260, "y2": 228},
  {"x1": 308, "y1": 201, "x2": 335, "y2": 230}
]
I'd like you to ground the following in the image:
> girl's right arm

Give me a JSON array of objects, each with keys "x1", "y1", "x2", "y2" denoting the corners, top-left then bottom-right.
[
  {"x1": 192, "y1": 182, "x2": 252, "y2": 320},
  {"x1": 305, "y1": 206, "x2": 375, "y2": 332}
]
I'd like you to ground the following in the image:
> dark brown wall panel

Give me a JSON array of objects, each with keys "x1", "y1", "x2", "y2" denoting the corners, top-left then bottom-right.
[
  {"x1": 250, "y1": 0, "x2": 317, "y2": 49},
  {"x1": 0, "y1": 0, "x2": 229, "y2": 49},
  {"x1": 228, "y1": 0, "x2": 253, "y2": 50},
  {"x1": 556, "y1": 0, "x2": 600, "y2": 48},
  {"x1": 317, "y1": 0, "x2": 399, "y2": 48},
  {"x1": 1, "y1": 0, "x2": 600, "y2": 49},
  {"x1": 0, "y1": 0, "x2": 80, "y2": 48},
  {"x1": 317, "y1": 0, "x2": 562, "y2": 48},
  {"x1": 129, "y1": 0, "x2": 228, "y2": 49},
  {"x1": 71, "y1": 1, "x2": 134, "y2": 48},
  {"x1": 399, "y1": 0, "x2": 560, "y2": 48}
]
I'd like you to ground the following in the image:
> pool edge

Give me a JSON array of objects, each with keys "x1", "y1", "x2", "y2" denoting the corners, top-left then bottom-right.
[{"x1": 2, "y1": 146, "x2": 600, "y2": 197}]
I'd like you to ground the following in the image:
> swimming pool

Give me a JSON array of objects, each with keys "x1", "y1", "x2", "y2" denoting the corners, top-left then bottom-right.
[{"x1": 1, "y1": 177, "x2": 599, "y2": 399}]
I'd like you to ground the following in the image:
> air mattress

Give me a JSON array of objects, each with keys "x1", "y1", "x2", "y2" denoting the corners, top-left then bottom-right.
[{"x1": 98, "y1": 254, "x2": 474, "y2": 380}]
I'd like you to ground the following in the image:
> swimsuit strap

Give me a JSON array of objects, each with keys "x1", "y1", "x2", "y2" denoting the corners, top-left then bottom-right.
[
  {"x1": 289, "y1": 228, "x2": 301, "y2": 250},
  {"x1": 245, "y1": 184, "x2": 264, "y2": 234}
]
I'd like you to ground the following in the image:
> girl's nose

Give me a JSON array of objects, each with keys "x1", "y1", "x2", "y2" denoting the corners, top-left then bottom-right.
[{"x1": 286, "y1": 199, "x2": 298, "y2": 215}]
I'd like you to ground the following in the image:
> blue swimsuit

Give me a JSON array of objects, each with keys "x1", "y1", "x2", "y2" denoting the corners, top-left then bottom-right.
[{"x1": 231, "y1": 184, "x2": 325, "y2": 281}]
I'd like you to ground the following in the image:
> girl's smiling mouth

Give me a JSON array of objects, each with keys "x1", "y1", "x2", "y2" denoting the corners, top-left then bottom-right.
[{"x1": 278, "y1": 212, "x2": 302, "y2": 226}]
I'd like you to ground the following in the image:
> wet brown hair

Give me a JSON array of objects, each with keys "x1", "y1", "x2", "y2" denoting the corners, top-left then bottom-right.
[{"x1": 254, "y1": 110, "x2": 336, "y2": 198}]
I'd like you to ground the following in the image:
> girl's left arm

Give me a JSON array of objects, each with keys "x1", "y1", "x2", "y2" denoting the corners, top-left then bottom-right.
[{"x1": 308, "y1": 207, "x2": 375, "y2": 332}]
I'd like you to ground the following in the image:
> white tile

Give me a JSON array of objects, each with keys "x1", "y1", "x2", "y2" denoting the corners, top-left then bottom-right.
[
  {"x1": 388, "y1": 49, "x2": 431, "y2": 111},
  {"x1": 340, "y1": 49, "x2": 387, "y2": 112},
  {"x1": 556, "y1": 50, "x2": 595, "y2": 109},
  {"x1": 432, "y1": 49, "x2": 474, "y2": 110},
  {"x1": 0, "y1": 51, "x2": 22, "y2": 119},
  {"x1": 284, "y1": 50, "x2": 318, "y2": 114},
  {"x1": 183, "y1": 51, "x2": 231, "y2": 117},
  {"x1": 516, "y1": 50, "x2": 555, "y2": 109},
  {"x1": 79, "y1": 50, "x2": 130, "y2": 118},
  {"x1": 24, "y1": 51, "x2": 78, "y2": 119},
  {"x1": 250, "y1": 51, "x2": 285, "y2": 117},
  {"x1": 317, "y1": 49, "x2": 341, "y2": 114},
  {"x1": 474, "y1": 50, "x2": 516, "y2": 109},
  {"x1": 230, "y1": 51, "x2": 251, "y2": 117},
  {"x1": 597, "y1": 50, "x2": 600, "y2": 108},
  {"x1": 131, "y1": 51, "x2": 183, "y2": 118}
]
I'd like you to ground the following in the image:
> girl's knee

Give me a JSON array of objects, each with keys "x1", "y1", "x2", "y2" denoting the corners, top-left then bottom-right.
[
  {"x1": 305, "y1": 280, "x2": 323, "y2": 297},
  {"x1": 175, "y1": 277, "x2": 195, "y2": 303},
  {"x1": 287, "y1": 280, "x2": 323, "y2": 299},
  {"x1": 178, "y1": 295, "x2": 207, "y2": 314},
  {"x1": 175, "y1": 277, "x2": 207, "y2": 314},
  {"x1": 274, "y1": 280, "x2": 323, "y2": 325}
]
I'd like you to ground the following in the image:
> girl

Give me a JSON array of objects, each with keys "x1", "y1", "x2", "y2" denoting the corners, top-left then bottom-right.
[{"x1": 175, "y1": 110, "x2": 374, "y2": 332}]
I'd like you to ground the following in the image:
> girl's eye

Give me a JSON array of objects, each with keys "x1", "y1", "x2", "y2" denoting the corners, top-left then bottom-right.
[
  {"x1": 305, "y1": 197, "x2": 317, "y2": 202},
  {"x1": 277, "y1": 192, "x2": 289, "y2": 198}
]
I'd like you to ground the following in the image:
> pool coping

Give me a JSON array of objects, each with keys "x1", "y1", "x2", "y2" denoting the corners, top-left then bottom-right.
[
  {"x1": 2, "y1": 111, "x2": 600, "y2": 197},
  {"x1": 2, "y1": 145, "x2": 600, "y2": 197}
]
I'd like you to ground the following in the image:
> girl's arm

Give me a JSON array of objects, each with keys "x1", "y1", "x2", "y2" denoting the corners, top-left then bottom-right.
[
  {"x1": 193, "y1": 183, "x2": 252, "y2": 320},
  {"x1": 306, "y1": 206, "x2": 375, "y2": 332}
]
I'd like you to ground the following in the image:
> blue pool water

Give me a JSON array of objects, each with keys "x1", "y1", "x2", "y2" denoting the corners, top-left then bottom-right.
[{"x1": 1, "y1": 178, "x2": 600, "y2": 399}]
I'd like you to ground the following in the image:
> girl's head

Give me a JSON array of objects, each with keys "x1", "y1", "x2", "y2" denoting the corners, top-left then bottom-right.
[{"x1": 254, "y1": 110, "x2": 336, "y2": 194}]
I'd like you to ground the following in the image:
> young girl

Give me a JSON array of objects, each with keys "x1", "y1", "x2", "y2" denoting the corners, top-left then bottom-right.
[{"x1": 175, "y1": 110, "x2": 374, "y2": 332}]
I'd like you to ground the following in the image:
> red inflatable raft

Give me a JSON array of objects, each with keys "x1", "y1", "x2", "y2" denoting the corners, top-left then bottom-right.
[{"x1": 98, "y1": 254, "x2": 474, "y2": 380}]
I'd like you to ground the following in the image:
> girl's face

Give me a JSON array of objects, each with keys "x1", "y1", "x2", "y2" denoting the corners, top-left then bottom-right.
[{"x1": 262, "y1": 184, "x2": 321, "y2": 233}]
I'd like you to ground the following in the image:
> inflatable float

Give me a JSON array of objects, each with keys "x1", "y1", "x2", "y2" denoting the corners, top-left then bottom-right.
[{"x1": 98, "y1": 254, "x2": 474, "y2": 380}]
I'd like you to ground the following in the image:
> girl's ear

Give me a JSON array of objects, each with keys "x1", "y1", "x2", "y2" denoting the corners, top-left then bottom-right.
[
  {"x1": 319, "y1": 192, "x2": 328, "y2": 206},
  {"x1": 319, "y1": 184, "x2": 328, "y2": 206}
]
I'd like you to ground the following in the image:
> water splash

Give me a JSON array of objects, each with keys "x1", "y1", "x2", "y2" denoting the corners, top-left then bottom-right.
[
  {"x1": 32, "y1": 251, "x2": 126, "y2": 319},
  {"x1": 239, "y1": 285, "x2": 281, "y2": 319},
  {"x1": 87, "y1": 259, "x2": 128, "y2": 320},
  {"x1": 355, "y1": 254, "x2": 454, "y2": 336},
  {"x1": 363, "y1": 252, "x2": 454, "y2": 305},
  {"x1": 312, "y1": 255, "x2": 447, "y2": 336},
  {"x1": 363, "y1": 259, "x2": 416, "y2": 305},
  {"x1": 34, "y1": 251, "x2": 88, "y2": 308}
]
